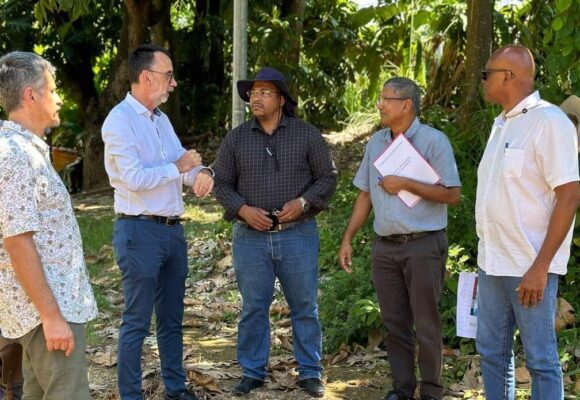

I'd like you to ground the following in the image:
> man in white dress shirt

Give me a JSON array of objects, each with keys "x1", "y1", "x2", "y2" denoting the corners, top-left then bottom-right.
[
  {"x1": 102, "y1": 44, "x2": 213, "y2": 400},
  {"x1": 476, "y1": 44, "x2": 580, "y2": 400}
]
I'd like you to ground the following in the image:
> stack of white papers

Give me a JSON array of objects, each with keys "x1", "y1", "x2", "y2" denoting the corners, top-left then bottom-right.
[
  {"x1": 372, "y1": 134, "x2": 440, "y2": 207},
  {"x1": 456, "y1": 271, "x2": 479, "y2": 339}
]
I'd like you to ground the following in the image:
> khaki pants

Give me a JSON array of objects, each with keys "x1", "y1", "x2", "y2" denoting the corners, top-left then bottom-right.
[{"x1": 16, "y1": 323, "x2": 90, "y2": 400}]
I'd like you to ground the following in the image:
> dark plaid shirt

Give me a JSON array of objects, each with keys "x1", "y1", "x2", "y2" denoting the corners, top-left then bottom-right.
[{"x1": 213, "y1": 115, "x2": 338, "y2": 221}]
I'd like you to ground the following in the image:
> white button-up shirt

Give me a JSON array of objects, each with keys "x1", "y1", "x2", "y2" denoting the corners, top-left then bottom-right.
[
  {"x1": 0, "y1": 121, "x2": 97, "y2": 338},
  {"x1": 476, "y1": 91, "x2": 579, "y2": 277},
  {"x1": 102, "y1": 93, "x2": 204, "y2": 216}
]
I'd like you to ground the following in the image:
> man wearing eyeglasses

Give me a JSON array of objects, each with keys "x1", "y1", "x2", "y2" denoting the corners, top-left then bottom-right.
[
  {"x1": 212, "y1": 67, "x2": 337, "y2": 397},
  {"x1": 102, "y1": 44, "x2": 214, "y2": 400},
  {"x1": 338, "y1": 77, "x2": 461, "y2": 400},
  {"x1": 476, "y1": 44, "x2": 579, "y2": 400}
]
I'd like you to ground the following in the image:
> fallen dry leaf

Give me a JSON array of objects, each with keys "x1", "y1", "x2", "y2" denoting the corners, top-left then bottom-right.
[
  {"x1": 329, "y1": 344, "x2": 351, "y2": 366},
  {"x1": 274, "y1": 334, "x2": 293, "y2": 352},
  {"x1": 515, "y1": 366, "x2": 531, "y2": 384},
  {"x1": 366, "y1": 330, "x2": 384, "y2": 353},
  {"x1": 555, "y1": 297, "x2": 575, "y2": 331},
  {"x1": 187, "y1": 369, "x2": 222, "y2": 393},
  {"x1": 90, "y1": 347, "x2": 117, "y2": 367},
  {"x1": 215, "y1": 255, "x2": 232, "y2": 270}
]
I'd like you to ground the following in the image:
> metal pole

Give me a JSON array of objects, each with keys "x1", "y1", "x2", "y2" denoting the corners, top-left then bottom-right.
[{"x1": 232, "y1": 0, "x2": 248, "y2": 128}]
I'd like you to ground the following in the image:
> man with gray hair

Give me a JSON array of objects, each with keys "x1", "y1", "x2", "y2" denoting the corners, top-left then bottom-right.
[
  {"x1": 0, "y1": 51, "x2": 97, "y2": 399},
  {"x1": 338, "y1": 77, "x2": 461, "y2": 400}
]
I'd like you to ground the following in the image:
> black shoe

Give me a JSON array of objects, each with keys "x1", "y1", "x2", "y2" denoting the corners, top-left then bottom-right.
[
  {"x1": 165, "y1": 390, "x2": 199, "y2": 400},
  {"x1": 232, "y1": 376, "x2": 264, "y2": 396},
  {"x1": 298, "y1": 378, "x2": 325, "y2": 398},
  {"x1": 420, "y1": 396, "x2": 438, "y2": 400},
  {"x1": 384, "y1": 389, "x2": 414, "y2": 400}
]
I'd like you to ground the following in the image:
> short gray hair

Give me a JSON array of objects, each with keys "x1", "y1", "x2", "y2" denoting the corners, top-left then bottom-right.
[
  {"x1": 0, "y1": 51, "x2": 54, "y2": 113},
  {"x1": 383, "y1": 77, "x2": 421, "y2": 115}
]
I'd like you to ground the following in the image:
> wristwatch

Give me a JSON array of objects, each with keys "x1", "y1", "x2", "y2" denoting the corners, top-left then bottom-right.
[{"x1": 299, "y1": 197, "x2": 310, "y2": 213}]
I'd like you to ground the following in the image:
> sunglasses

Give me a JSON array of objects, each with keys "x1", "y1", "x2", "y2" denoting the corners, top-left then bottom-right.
[{"x1": 480, "y1": 69, "x2": 515, "y2": 81}]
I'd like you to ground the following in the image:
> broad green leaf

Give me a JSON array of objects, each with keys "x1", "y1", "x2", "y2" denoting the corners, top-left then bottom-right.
[
  {"x1": 543, "y1": 29, "x2": 553, "y2": 46},
  {"x1": 412, "y1": 10, "x2": 432, "y2": 30},
  {"x1": 556, "y1": 0, "x2": 572, "y2": 12},
  {"x1": 552, "y1": 17, "x2": 564, "y2": 31},
  {"x1": 562, "y1": 42, "x2": 574, "y2": 57}
]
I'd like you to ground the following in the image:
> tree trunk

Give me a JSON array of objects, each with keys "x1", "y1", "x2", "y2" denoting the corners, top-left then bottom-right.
[
  {"x1": 83, "y1": 0, "x2": 154, "y2": 190},
  {"x1": 457, "y1": 0, "x2": 494, "y2": 127},
  {"x1": 281, "y1": 0, "x2": 305, "y2": 97},
  {"x1": 151, "y1": 0, "x2": 184, "y2": 134}
]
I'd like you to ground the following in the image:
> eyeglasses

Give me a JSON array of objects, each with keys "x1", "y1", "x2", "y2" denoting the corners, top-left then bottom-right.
[
  {"x1": 247, "y1": 89, "x2": 280, "y2": 98},
  {"x1": 376, "y1": 96, "x2": 409, "y2": 106},
  {"x1": 146, "y1": 69, "x2": 175, "y2": 82},
  {"x1": 480, "y1": 69, "x2": 515, "y2": 81}
]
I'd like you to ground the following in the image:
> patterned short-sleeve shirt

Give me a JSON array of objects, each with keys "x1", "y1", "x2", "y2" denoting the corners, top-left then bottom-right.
[{"x1": 0, "y1": 121, "x2": 97, "y2": 338}]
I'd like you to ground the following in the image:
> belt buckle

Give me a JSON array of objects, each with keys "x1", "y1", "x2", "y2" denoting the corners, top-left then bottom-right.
[{"x1": 165, "y1": 218, "x2": 178, "y2": 226}]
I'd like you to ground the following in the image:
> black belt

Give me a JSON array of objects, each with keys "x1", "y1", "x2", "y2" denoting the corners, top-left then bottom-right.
[
  {"x1": 116, "y1": 213, "x2": 181, "y2": 226},
  {"x1": 237, "y1": 219, "x2": 309, "y2": 232},
  {"x1": 379, "y1": 229, "x2": 444, "y2": 243}
]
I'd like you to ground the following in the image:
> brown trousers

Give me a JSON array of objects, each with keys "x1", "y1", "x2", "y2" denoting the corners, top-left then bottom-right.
[{"x1": 371, "y1": 230, "x2": 447, "y2": 399}]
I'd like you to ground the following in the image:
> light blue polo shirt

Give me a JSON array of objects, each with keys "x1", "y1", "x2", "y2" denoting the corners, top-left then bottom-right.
[{"x1": 353, "y1": 118, "x2": 461, "y2": 236}]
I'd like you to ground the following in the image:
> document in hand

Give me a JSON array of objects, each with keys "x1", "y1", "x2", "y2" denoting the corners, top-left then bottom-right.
[{"x1": 372, "y1": 134, "x2": 441, "y2": 207}]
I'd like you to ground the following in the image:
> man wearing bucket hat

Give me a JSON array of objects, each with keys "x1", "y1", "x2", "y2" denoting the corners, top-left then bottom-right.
[{"x1": 213, "y1": 67, "x2": 337, "y2": 397}]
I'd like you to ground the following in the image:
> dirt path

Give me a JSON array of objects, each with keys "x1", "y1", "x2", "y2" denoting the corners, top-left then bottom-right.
[{"x1": 77, "y1": 194, "x2": 473, "y2": 400}]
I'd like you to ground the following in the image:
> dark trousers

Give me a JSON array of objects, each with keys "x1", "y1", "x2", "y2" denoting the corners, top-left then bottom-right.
[
  {"x1": 113, "y1": 219, "x2": 188, "y2": 400},
  {"x1": 371, "y1": 230, "x2": 447, "y2": 399}
]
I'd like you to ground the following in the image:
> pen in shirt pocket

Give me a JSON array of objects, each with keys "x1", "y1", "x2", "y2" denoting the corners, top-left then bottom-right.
[{"x1": 504, "y1": 143, "x2": 509, "y2": 153}]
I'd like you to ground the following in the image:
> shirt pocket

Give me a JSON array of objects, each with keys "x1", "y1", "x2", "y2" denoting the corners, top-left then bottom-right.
[{"x1": 502, "y1": 148, "x2": 524, "y2": 178}]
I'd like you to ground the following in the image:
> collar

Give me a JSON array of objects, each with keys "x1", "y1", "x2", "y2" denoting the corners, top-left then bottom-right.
[
  {"x1": 250, "y1": 114, "x2": 289, "y2": 134},
  {"x1": 0, "y1": 120, "x2": 50, "y2": 151},
  {"x1": 384, "y1": 117, "x2": 420, "y2": 143},
  {"x1": 125, "y1": 92, "x2": 161, "y2": 120},
  {"x1": 501, "y1": 90, "x2": 541, "y2": 120}
]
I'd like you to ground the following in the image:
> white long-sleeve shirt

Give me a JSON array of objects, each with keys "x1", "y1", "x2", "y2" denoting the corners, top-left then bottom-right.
[{"x1": 102, "y1": 93, "x2": 204, "y2": 216}]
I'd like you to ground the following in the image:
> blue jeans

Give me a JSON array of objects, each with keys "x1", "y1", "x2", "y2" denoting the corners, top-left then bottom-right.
[
  {"x1": 476, "y1": 268, "x2": 562, "y2": 400},
  {"x1": 232, "y1": 219, "x2": 323, "y2": 380},
  {"x1": 113, "y1": 219, "x2": 188, "y2": 400}
]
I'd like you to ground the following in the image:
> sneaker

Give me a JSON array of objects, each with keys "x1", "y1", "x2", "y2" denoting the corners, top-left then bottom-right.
[
  {"x1": 297, "y1": 378, "x2": 325, "y2": 398},
  {"x1": 165, "y1": 390, "x2": 199, "y2": 400},
  {"x1": 232, "y1": 376, "x2": 264, "y2": 396}
]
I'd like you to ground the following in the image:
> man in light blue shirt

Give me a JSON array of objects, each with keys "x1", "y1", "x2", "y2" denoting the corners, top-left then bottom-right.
[
  {"x1": 102, "y1": 44, "x2": 213, "y2": 400},
  {"x1": 339, "y1": 77, "x2": 461, "y2": 400}
]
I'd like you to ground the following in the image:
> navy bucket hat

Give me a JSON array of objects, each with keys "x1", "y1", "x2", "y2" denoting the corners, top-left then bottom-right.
[{"x1": 237, "y1": 67, "x2": 298, "y2": 116}]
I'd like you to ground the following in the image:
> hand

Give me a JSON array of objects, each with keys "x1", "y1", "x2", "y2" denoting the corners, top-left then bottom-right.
[
  {"x1": 192, "y1": 170, "x2": 214, "y2": 197},
  {"x1": 516, "y1": 261, "x2": 549, "y2": 308},
  {"x1": 238, "y1": 205, "x2": 273, "y2": 231},
  {"x1": 378, "y1": 175, "x2": 407, "y2": 195},
  {"x1": 175, "y1": 150, "x2": 202, "y2": 174},
  {"x1": 338, "y1": 241, "x2": 353, "y2": 274},
  {"x1": 43, "y1": 316, "x2": 75, "y2": 357},
  {"x1": 276, "y1": 199, "x2": 303, "y2": 223}
]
